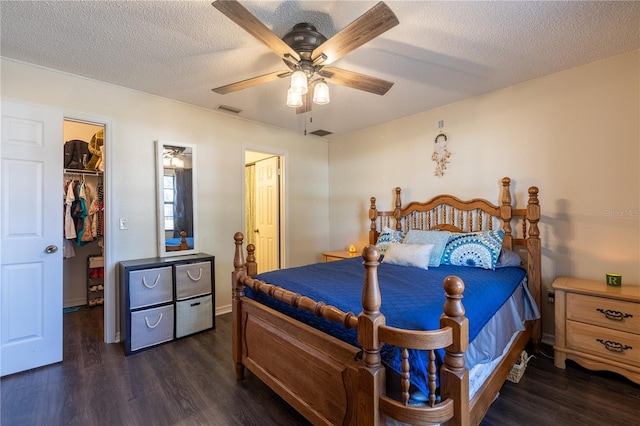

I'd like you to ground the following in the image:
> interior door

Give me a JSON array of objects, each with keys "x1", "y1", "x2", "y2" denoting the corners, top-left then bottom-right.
[
  {"x1": 1, "y1": 100, "x2": 63, "y2": 376},
  {"x1": 255, "y1": 156, "x2": 279, "y2": 273}
]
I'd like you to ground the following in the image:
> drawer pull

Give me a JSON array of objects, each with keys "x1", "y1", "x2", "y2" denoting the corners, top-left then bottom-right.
[
  {"x1": 596, "y1": 339, "x2": 632, "y2": 353},
  {"x1": 186, "y1": 268, "x2": 203, "y2": 282},
  {"x1": 190, "y1": 302, "x2": 201, "y2": 307},
  {"x1": 142, "y1": 274, "x2": 161, "y2": 289},
  {"x1": 144, "y1": 313, "x2": 163, "y2": 329},
  {"x1": 596, "y1": 308, "x2": 633, "y2": 322}
]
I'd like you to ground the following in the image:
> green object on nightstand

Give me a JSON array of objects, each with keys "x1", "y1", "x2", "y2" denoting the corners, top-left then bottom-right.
[{"x1": 606, "y1": 273, "x2": 622, "y2": 286}]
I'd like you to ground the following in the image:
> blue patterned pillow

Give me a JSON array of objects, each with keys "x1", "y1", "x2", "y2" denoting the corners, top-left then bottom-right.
[
  {"x1": 441, "y1": 230, "x2": 505, "y2": 270},
  {"x1": 402, "y1": 230, "x2": 451, "y2": 267},
  {"x1": 376, "y1": 226, "x2": 404, "y2": 254}
]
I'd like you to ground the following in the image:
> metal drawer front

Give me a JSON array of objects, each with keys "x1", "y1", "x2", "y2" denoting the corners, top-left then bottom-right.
[
  {"x1": 130, "y1": 304, "x2": 174, "y2": 351},
  {"x1": 175, "y1": 261, "x2": 211, "y2": 300}
]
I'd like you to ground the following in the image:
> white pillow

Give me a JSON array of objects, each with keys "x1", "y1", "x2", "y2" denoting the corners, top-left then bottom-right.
[
  {"x1": 382, "y1": 243, "x2": 434, "y2": 270},
  {"x1": 402, "y1": 229, "x2": 451, "y2": 267}
]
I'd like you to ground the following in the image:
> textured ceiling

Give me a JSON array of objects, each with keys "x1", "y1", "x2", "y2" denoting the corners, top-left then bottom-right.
[{"x1": 2, "y1": 1, "x2": 640, "y2": 138}]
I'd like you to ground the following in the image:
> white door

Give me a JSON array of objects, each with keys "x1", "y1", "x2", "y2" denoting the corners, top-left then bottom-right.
[
  {"x1": 255, "y1": 156, "x2": 279, "y2": 273},
  {"x1": 1, "y1": 100, "x2": 63, "y2": 376}
]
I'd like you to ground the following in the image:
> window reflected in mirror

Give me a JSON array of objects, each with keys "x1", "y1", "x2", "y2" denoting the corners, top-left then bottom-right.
[{"x1": 156, "y1": 141, "x2": 197, "y2": 257}]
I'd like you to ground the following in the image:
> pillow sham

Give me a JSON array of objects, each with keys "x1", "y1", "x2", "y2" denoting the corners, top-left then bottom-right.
[
  {"x1": 495, "y1": 247, "x2": 522, "y2": 268},
  {"x1": 441, "y1": 229, "x2": 505, "y2": 270},
  {"x1": 402, "y1": 229, "x2": 451, "y2": 267},
  {"x1": 382, "y1": 243, "x2": 434, "y2": 270},
  {"x1": 375, "y1": 226, "x2": 404, "y2": 254}
]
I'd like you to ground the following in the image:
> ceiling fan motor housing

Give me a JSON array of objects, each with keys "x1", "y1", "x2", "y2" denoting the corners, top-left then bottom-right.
[{"x1": 282, "y1": 23, "x2": 327, "y2": 75}]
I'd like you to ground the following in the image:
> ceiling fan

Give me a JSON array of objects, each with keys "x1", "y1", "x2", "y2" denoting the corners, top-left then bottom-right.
[{"x1": 211, "y1": 0, "x2": 399, "y2": 114}]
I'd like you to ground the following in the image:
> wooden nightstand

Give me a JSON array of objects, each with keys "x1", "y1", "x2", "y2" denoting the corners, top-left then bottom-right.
[
  {"x1": 322, "y1": 250, "x2": 358, "y2": 262},
  {"x1": 552, "y1": 276, "x2": 640, "y2": 384}
]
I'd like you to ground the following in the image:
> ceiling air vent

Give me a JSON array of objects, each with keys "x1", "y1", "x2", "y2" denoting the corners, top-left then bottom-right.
[
  {"x1": 216, "y1": 104, "x2": 242, "y2": 114},
  {"x1": 309, "y1": 129, "x2": 332, "y2": 137}
]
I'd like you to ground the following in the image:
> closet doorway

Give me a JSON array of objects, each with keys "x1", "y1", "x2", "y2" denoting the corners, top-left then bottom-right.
[
  {"x1": 63, "y1": 119, "x2": 106, "y2": 341},
  {"x1": 244, "y1": 149, "x2": 285, "y2": 273}
]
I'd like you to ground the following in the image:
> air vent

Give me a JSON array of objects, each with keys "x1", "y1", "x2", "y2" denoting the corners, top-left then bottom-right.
[
  {"x1": 216, "y1": 104, "x2": 242, "y2": 114},
  {"x1": 309, "y1": 129, "x2": 332, "y2": 137}
]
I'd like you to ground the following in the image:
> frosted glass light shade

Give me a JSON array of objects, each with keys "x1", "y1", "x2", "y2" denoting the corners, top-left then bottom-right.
[
  {"x1": 290, "y1": 70, "x2": 308, "y2": 95},
  {"x1": 286, "y1": 86, "x2": 303, "y2": 107},
  {"x1": 313, "y1": 80, "x2": 330, "y2": 105}
]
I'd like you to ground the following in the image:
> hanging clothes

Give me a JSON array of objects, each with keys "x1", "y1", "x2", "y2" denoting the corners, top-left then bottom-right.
[
  {"x1": 96, "y1": 183, "x2": 104, "y2": 237},
  {"x1": 75, "y1": 181, "x2": 89, "y2": 246},
  {"x1": 63, "y1": 180, "x2": 76, "y2": 259},
  {"x1": 64, "y1": 180, "x2": 77, "y2": 240}
]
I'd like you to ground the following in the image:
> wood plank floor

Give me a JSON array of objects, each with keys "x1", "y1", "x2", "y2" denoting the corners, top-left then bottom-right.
[{"x1": 1, "y1": 307, "x2": 638, "y2": 425}]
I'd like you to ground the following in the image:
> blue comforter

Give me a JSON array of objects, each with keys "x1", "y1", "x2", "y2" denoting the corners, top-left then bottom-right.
[{"x1": 249, "y1": 257, "x2": 526, "y2": 394}]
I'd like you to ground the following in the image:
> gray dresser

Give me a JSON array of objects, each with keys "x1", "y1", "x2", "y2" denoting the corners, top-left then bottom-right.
[{"x1": 119, "y1": 253, "x2": 214, "y2": 355}]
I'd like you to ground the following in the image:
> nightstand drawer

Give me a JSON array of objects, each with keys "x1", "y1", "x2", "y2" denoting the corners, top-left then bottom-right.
[
  {"x1": 175, "y1": 261, "x2": 212, "y2": 300},
  {"x1": 567, "y1": 292, "x2": 639, "y2": 334},
  {"x1": 128, "y1": 266, "x2": 173, "y2": 309},
  {"x1": 566, "y1": 320, "x2": 640, "y2": 367}
]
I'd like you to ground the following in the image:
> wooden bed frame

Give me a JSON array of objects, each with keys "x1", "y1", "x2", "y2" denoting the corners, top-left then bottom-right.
[
  {"x1": 165, "y1": 230, "x2": 189, "y2": 252},
  {"x1": 231, "y1": 177, "x2": 541, "y2": 426}
]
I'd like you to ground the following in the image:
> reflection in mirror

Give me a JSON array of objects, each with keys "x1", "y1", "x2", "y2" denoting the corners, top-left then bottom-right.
[{"x1": 156, "y1": 140, "x2": 198, "y2": 257}]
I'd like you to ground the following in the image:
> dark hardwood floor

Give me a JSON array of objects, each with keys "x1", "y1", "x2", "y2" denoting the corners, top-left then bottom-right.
[{"x1": 1, "y1": 307, "x2": 638, "y2": 426}]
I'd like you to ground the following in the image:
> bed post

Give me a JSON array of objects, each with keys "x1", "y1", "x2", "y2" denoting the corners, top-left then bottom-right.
[
  {"x1": 393, "y1": 187, "x2": 402, "y2": 231},
  {"x1": 500, "y1": 177, "x2": 513, "y2": 250},
  {"x1": 369, "y1": 196, "x2": 379, "y2": 245},
  {"x1": 357, "y1": 245, "x2": 386, "y2": 426},
  {"x1": 232, "y1": 232, "x2": 247, "y2": 380},
  {"x1": 526, "y1": 187, "x2": 542, "y2": 353},
  {"x1": 439, "y1": 276, "x2": 470, "y2": 426}
]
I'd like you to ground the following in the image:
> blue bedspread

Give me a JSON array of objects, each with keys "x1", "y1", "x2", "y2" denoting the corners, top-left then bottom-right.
[{"x1": 249, "y1": 257, "x2": 527, "y2": 395}]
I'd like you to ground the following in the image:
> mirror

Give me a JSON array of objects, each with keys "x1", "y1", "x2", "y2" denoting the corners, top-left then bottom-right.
[{"x1": 156, "y1": 140, "x2": 198, "y2": 257}]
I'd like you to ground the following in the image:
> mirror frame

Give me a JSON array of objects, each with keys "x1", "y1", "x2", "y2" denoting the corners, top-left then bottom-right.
[{"x1": 156, "y1": 140, "x2": 198, "y2": 257}]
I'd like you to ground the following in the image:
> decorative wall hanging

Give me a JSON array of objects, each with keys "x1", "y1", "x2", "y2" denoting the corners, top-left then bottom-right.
[{"x1": 432, "y1": 133, "x2": 450, "y2": 177}]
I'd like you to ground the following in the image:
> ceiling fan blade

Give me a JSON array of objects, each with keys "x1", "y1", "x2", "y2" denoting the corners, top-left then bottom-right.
[
  {"x1": 296, "y1": 90, "x2": 313, "y2": 114},
  {"x1": 318, "y1": 67, "x2": 393, "y2": 95},
  {"x1": 311, "y1": 1, "x2": 398, "y2": 65},
  {"x1": 212, "y1": 0, "x2": 301, "y2": 62},
  {"x1": 212, "y1": 70, "x2": 290, "y2": 94}
]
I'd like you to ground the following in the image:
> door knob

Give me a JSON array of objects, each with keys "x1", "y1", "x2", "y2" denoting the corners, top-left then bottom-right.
[
  {"x1": 44, "y1": 245, "x2": 58, "y2": 254},
  {"x1": 254, "y1": 229, "x2": 259, "y2": 233}
]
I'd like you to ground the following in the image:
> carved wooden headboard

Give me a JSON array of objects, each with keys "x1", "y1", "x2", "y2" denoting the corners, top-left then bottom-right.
[{"x1": 368, "y1": 177, "x2": 539, "y2": 252}]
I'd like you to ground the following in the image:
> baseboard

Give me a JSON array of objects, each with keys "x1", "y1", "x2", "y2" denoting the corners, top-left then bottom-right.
[
  {"x1": 216, "y1": 304, "x2": 232, "y2": 316},
  {"x1": 63, "y1": 298, "x2": 86, "y2": 309},
  {"x1": 541, "y1": 332, "x2": 554, "y2": 346}
]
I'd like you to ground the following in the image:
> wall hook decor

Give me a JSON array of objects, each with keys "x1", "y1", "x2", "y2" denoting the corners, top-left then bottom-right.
[{"x1": 432, "y1": 133, "x2": 450, "y2": 177}]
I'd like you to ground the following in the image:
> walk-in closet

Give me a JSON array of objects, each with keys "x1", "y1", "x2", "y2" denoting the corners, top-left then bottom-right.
[{"x1": 63, "y1": 119, "x2": 106, "y2": 339}]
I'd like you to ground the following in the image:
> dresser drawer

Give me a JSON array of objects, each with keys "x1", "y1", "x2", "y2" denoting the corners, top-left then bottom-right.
[
  {"x1": 567, "y1": 292, "x2": 639, "y2": 334},
  {"x1": 128, "y1": 266, "x2": 173, "y2": 309},
  {"x1": 130, "y1": 304, "x2": 174, "y2": 351},
  {"x1": 566, "y1": 320, "x2": 640, "y2": 367},
  {"x1": 175, "y1": 294, "x2": 213, "y2": 338},
  {"x1": 175, "y1": 261, "x2": 211, "y2": 300}
]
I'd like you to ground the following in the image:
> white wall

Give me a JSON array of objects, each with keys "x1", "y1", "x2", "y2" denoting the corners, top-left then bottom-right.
[
  {"x1": 328, "y1": 50, "x2": 640, "y2": 337},
  {"x1": 1, "y1": 59, "x2": 330, "y2": 340}
]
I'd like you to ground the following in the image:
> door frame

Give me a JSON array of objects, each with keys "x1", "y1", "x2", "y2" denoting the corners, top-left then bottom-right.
[
  {"x1": 63, "y1": 110, "x2": 116, "y2": 343},
  {"x1": 242, "y1": 144, "x2": 286, "y2": 270}
]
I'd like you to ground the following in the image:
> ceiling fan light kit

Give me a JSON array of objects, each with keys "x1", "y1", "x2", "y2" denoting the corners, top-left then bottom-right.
[
  {"x1": 290, "y1": 70, "x2": 308, "y2": 95},
  {"x1": 211, "y1": 0, "x2": 399, "y2": 114},
  {"x1": 286, "y1": 86, "x2": 303, "y2": 108},
  {"x1": 312, "y1": 80, "x2": 330, "y2": 105}
]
